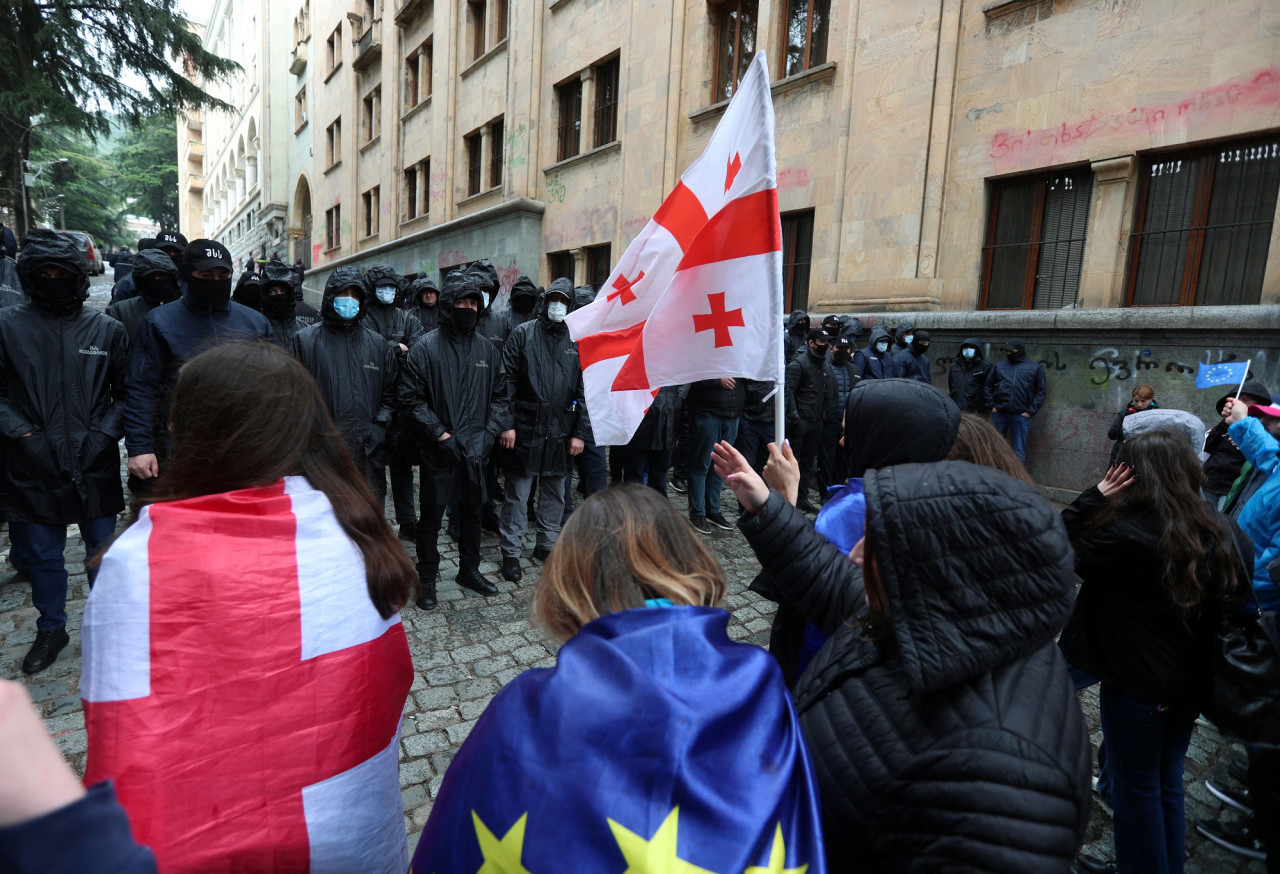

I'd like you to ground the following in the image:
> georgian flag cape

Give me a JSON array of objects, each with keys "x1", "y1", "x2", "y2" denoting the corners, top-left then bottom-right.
[
  {"x1": 81, "y1": 477, "x2": 413, "y2": 873},
  {"x1": 567, "y1": 52, "x2": 785, "y2": 445}
]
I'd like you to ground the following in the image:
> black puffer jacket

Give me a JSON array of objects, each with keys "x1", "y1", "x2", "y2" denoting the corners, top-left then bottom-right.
[
  {"x1": 0, "y1": 234, "x2": 128, "y2": 524},
  {"x1": 948, "y1": 337, "x2": 997, "y2": 412},
  {"x1": 290, "y1": 266, "x2": 397, "y2": 471},
  {"x1": 745, "y1": 462, "x2": 1089, "y2": 871},
  {"x1": 398, "y1": 271, "x2": 511, "y2": 505},
  {"x1": 105, "y1": 250, "x2": 181, "y2": 343},
  {"x1": 785, "y1": 346, "x2": 836, "y2": 430},
  {"x1": 499, "y1": 279, "x2": 591, "y2": 476}
]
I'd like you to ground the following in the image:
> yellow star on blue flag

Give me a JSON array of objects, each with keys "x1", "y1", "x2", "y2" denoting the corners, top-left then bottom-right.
[{"x1": 1196, "y1": 361, "x2": 1249, "y2": 389}]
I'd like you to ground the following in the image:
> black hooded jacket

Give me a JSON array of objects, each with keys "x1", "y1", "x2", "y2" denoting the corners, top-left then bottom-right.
[
  {"x1": 948, "y1": 337, "x2": 997, "y2": 412},
  {"x1": 0, "y1": 232, "x2": 129, "y2": 524},
  {"x1": 407, "y1": 277, "x2": 440, "y2": 334},
  {"x1": 290, "y1": 266, "x2": 397, "y2": 471},
  {"x1": 105, "y1": 250, "x2": 180, "y2": 343},
  {"x1": 364, "y1": 264, "x2": 424, "y2": 357},
  {"x1": 1204, "y1": 379, "x2": 1272, "y2": 496},
  {"x1": 259, "y1": 261, "x2": 313, "y2": 347},
  {"x1": 398, "y1": 272, "x2": 511, "y2": 505},
  {"x1": 748, "y1": 379, "x2": 961, "y2": 685},
  {"x1": 853, "y1": 325, "x2": 900, "y2": 379},
  {"x1": 785, "y1": 345, "x2": 836, "y2": 430},
  {"x1": 506, "y1": 276, "x2": 540, "y2": 332},
  {"x1": 628, "y1": 385, "x2": 687, "y2": 452},
  {"x1": 747, "y1": 462, "x2": 1089, "y2": 871},
  {"x1": 784, "y1": 309, "x2": 810, "y2": 361},
  {"x1": 992, "y1": 350, "x2": 1047, "y2": 415},
  {"x1": 498, "y1": 278, "x2": 591, "y2": 476},
  {"x1": 893, "y1": 331, "x2": 932, "y2": 383}
]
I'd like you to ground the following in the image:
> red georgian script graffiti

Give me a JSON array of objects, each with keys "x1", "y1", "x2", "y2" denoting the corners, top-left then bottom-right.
[
  {"x1": 776, "y1": 167, "x2": 811, "y2": 189},
  {"x1": 988, "y1": 68, "x2": 1280, "y2": 171}
]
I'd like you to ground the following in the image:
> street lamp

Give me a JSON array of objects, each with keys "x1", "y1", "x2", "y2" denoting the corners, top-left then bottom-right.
[{"x1": 17, "y1": 157, "x2": 69, "y2": 234}]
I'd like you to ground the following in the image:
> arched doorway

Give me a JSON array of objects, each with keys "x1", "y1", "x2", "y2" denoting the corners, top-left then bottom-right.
[{"x1": 292, "y1": 176, "x2": 313, "y2": 269}]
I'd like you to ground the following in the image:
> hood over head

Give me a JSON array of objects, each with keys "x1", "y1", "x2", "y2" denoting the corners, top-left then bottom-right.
[
  {"x1": 232, "y1": 270, "x2": 262, "y2": 310},
  {"x1": 1123, "y1": 408, "x2": 1207, "y2": 455},
  {"x1": 410, "y1": 276, "x2": 440, "y2": 306},
  {"x1": 466, "y1": 260, "x2": 499, "y2": 308},
  {"x1": 786, "y1": 309, "x2": 810, "y2": 334},
  {"x1": 539, "y1": 279, "x2": 579, "y2": 324},
  {"x1": 260, "y1": 261, "x2": 299, "y2": 320},
  {"x1": 438, "y1": 269, "x2": 483, "y2": 328},
  {"x1": 862, "y1": 460, "x2": 1076, "y2": 695},
  {"x1": 866, "y1": 324, "x2": 892, "y2": 348},
  {"x1": 260, "y1": 260, "x2": 297, "y2": 292},
  {"x1": 839, "y1": 315, "x2": 863, "y2": 340},
  {"x1": 1218, "y1": 378, "x2": 1273, "y2": 413},
  {"x1": 896, "y1": 321, "x2": 915, "y2": 334},
  {"x1": 364, "y1": 263, "x2": 405, "y2": 303},
  {"x1": 130, "y1": 249, "x2": 181, "y2": 306},
  {"x1": 571, "y1": 283, "x2": 597, "y2": 310},
  {"x1": 959, "y1": 337, "x2": 984, "y2": 359},
  {"x1": 842, "y1": 378, "x2": 960, "y2": 478},
  {"x1": 510, "y1": 275, "x2": 539, "y2": 303},
  {"x1": 17, "y1": 228, "x2": 90, "y2": 305},
  {"x1": 321, "y1": 265, "x2": 368, "y2": 325}
]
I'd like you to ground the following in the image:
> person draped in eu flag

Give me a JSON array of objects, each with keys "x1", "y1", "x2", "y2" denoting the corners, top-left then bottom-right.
[{"x1": 411, "y1": 484, "x2": 825, "y2": 873}]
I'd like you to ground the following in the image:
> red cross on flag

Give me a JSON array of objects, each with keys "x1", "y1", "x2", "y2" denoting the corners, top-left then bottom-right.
[
  {"x1": 81, "y1": 477, "x2": 414, "y2": 873},
  {"x1": 567, "y1": 52, "x2": 784, "y2": 445}
]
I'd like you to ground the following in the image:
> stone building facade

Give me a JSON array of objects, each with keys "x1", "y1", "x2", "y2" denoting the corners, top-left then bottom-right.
[{"x1": 182, "y1": 0, "x2": 1280, "y2": 494}]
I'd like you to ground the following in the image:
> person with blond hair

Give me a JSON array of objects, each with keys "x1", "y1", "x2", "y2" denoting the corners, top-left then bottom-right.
[{"x1": 413, "y1": 485, "x2": 827, "y2": 872}]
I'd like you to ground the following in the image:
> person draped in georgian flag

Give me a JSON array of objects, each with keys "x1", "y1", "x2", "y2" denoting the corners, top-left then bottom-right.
[
  {"x1": 81, "y1": 341, "x2": 417, "y2": 873},
  {"x1": 567, "y1": 51, "x2": 785, "y2": 446}
]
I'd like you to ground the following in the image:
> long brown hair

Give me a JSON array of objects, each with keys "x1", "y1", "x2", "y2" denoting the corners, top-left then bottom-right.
[
  {"x1": 946, "y1": 412, "x2": 1035, "y2": 484},
  {"x1": 533, "y1": 485, "x2": 726, "y2": 641},
  {"x1": 137, "y1": 341, "x2": 415, "y2": 618},
  {"x1": 1086, "y1": 429, "x2": 1247, "y2": 608}
]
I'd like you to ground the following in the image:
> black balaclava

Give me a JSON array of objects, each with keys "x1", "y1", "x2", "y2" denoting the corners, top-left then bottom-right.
[
  {"x1": 18, "y1": 228, "x2": 90, "y2": 317},
  {"x1": 1004, "y1": 338, "x2": 1026, "y2": 364},
  {"x1": 510, "y1": 276, "x2": 538, "y2": 314},
  {"x1": 232, "y1": 271, "x2": 263, "y2": 311},
  {"x1": 156, "y1": 230, "x2": 188, "y2": 270},
  {"x1": 179, "y1": 239, "x2": 234, "y2": 312},
  {"x1": 442, "y1": 270, "x2": 482, "y2": 334},
  {"x1": 260, "y1": 261, "x2": 299, "y2": 320},
  {"x1": 911, "y1": 329, "x2": 931, "y2": 355},
  {"x1": 130, "y1": 250, "x2": 182, "y2": 307}
]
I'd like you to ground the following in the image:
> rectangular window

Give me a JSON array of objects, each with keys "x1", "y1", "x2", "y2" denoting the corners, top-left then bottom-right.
[
  {"x1": 421, "y1": 39, "x2": 433, "y2": 98},
  {"x1": 547, "y1": 250, "x2": 575, "y2": 283},
  {"x1": 981, "y1": 168, "x2": 1093, "y2": 309},
  {"x1": 557, "y1": 79, "x2": 583, "y2": 162},
  {"x1": 489, "y1": 117, "x2": 504, "y2": 189},
  {"x1": 593, "y1": 57, "x2": 619, "y2": 149},
  {"x1": 327, "y1": 24, "x2": 342, "y2": 72},
  {"x1": 294, "y1": 86, "x2": 307, "y2": 131},
  {"x1": 494, "y1": 0, "x2": 508, "y2": 42},
  {"x1": 468, "y1": 0, "x2": 486, "y2": 59},
  {"x1": 325, "y1": 204, "x2": 341, "y2": 249},
  {"x1": 466, "y1": 131, "x2": 482, "y2": 196},
  {"x1": 1127, "y1": 135, "x2": 1280, "y2": 307},
  {"x1": 361, "y1": 86, "x2": 381, "y2": 143},
  {"x1": 325, "y1": 118, "x2": 341, "y2": 167},
  {"x1": 781, "y1": 0, "x2": 830, "y2": 78},
  {"x1": 714, "y1": 0, "x2": 758, "y2": 102},
  {"x1": 780, "y1": 209, "x2": 813, "y2": 311},
  {"x1": 404, "y1": 166, "x2": 417, "y2": 220},
  {"x1": 585, "y1": 243, "x2": 612, "y2": 291},
  {"x1": 405, "y1": 52, "x2": 419, "y2": 107},
  {"x1": 362, "y1": 186, "x2": 379, "y2": 238}
]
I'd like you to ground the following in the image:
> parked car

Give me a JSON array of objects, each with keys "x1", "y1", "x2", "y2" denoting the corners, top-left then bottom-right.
[{"x1": 58, "y1": 230, "x2": 105, "y2": 275}]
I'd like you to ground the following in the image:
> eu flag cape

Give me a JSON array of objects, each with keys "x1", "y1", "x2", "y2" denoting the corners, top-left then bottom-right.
[{"x1": 411, "y1": 606, "x2": 826, "y2": 873}]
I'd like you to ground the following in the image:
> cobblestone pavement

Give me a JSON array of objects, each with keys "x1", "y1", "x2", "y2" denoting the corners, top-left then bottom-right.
[{"x1": 0, "y1": 453, "x2": 1264, "y2": 870}]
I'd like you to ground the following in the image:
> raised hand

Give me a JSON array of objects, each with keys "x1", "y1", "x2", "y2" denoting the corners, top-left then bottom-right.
[{"x1": 711, "y1": 440, "x2": 768, "y2": 514}]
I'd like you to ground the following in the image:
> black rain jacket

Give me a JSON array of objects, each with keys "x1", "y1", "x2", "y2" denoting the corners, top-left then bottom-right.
[
  {"x1": 741, "y1": 379, "x2": 776, "y2": 425},
  {"x1": 745, "y1": 461, "x2": 1089, "y2": 871},
  {"x1": 0, "y1": 282, "x2": 128, "y2": 524},
  {"x1": 853, "y1": 325, "x2": 900, "y2": 379},
  {"x1": 893, "y1": 338, "x2": 932, "y2": 384},
  {"x1": 290, "y1": 266, "x2": 397, "y2": 472},
  {"x1": 783, "y1": 309, "x2": 809, "y2": 361},
  {"x1": 499, "y1": 278, "x2": 591, "y2": 476},
  {"x1": 407, "y1": 277, "x2": 440, "y2": 334},
  {"x1": 106, "y1": 251, "x2": 180, "y2": 344},
  {"x1": 0, "y1": 257, "x2": 22, "y2": 309},
  {"x1": 506, "y1": 276, "x2": 540, "y2": 332},
  {"x1": 948, "y1": 338, "x2": 997, "y2": 412},
  {"x1": 398, "y1": 274, "x2": 511, "y2": 505},
  {"x1": 628, "y1": 385, "x2": 687, "y2": 452},
  {"x1": 259, "y1": 261, "x2": 314, "y2": 348},
  {"x1": 364, "y1": 265, "x2": 424, "y2": 357},
  {"x1": 785, "y1": 347, "x2": 836, "y2": 431},
  {"x1": 992, "y1": 351, "x2": 1047, "y2": 415}
]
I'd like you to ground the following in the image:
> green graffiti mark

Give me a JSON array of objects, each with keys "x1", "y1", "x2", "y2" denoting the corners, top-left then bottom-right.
[
  {"x1": 506, "y1": 124, "x2": 527, "y2": 169},
  {"x1": 547, "y1": 173, "x2": 566, "y2": 204}
]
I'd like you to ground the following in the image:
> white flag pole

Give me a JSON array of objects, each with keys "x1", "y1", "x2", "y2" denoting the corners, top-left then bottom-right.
[
  {"x1": 1234, "y1": 360, "x2": 1252, "y2": 399},
  {"x1": 773, "y1": 382, "x2": 785, "y2": 446}
]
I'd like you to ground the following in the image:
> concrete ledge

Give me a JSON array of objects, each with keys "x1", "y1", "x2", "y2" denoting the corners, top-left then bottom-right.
[{"x1": 819, "y1": 305, "x2": 1280, "y2": 334}]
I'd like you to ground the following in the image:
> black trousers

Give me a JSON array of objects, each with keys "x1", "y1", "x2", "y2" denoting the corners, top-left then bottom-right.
[
  {"x1": 786, "y1": 422, "x2": 822, "y2": 504},
  {"x1": 388, "y1": 463, "x2": 416, "y2": 524},
  {"x1": 417, "y1": 497, "x2": 480, "y2": 577},
  {"x1": 623, "y1": 444, "x2": 675, "y2": 496},
  {"x1": 817, "y1": 420, "x2": 844, "y2": 496},
  {"x1": 1250, "y1": 745, "x2": 1280, "y2": 873},
  {"x1": 734, "y1": 418, "x2": 774, "y2": 474}
]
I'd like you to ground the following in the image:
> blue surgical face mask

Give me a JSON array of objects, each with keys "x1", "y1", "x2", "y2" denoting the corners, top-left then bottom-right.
[
  {"x1": 875, "y1": 341, "x2": 889, "y2": 354},
  {"x1": 333, "y1": 296, "x2": 360, "y2": 320},
  {"x1": 903, "y1": 334, "x2": 914, "y2": 345},
  {"x1": 375, "y1": 285, "x2": 397, "y2": 305},
  {"x1": 962, "y1": 347, "x2": 976, "y2": 359}
]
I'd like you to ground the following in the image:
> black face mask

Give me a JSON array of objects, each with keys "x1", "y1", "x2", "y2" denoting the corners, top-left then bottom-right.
[
  {"x1": 1006, "y1": 352, "x2": 1020, "y2": 364},
  {"x1": 811, "y1": 344, "x2": 828, "y2": 358},
  {"x1": 29, "y1": 274, "x2": 84, "y2": 316},
  {"x1": 512, "y1": 295, "x2": 536, "y2": 314},
  {"x1": 261, "y1": 291, "x2": 296, "y2": 320},
  {"x1": 137, "y1": 274, "x2": 180, "y2": 305},
  {"x1": 833, "y1": 349, "x2": 851, "y2": 364},
  {"x1": 185, "y1": 275, "x2": 233, "y2": 310},
  {"x1": 451, "y1": 306, "x2": 479, "y2": 334}
]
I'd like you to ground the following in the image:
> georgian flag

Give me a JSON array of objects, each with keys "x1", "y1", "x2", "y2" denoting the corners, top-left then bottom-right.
[
  {"x1": 567, "y1": 52, "x2": 785, "y2": 445},
  {"x1": 81, "y1": 477, "x2": 414, "y2": 873}
]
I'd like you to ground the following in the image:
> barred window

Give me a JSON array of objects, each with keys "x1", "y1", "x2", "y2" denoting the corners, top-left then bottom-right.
[
  {"x1": 781, "y1": 209, "x2": 813, "y2": 311},
  {"x1": 557, "y1": 79, "x2": 582, "y2": 162},
  {"x1": 593, "y1": 58, "x2": 619, "y2": 148}
]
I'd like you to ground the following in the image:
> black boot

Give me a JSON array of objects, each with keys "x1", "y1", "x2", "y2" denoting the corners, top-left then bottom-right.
[
  {"x1": 415, "y1": 569, "x2": 438, "y2": 610},
  {"x1": 398, "y1": 519, "x2": 418, "y2": 541},
  {"x1": 501, "y1": 556, "x2": 523, "y2": 582},
  {"x1": 22, "y1": 627, "x2": 70, "y2": 675},
  {"x1": 457, "y1": 567, "x2": 499, "y2": 596}
]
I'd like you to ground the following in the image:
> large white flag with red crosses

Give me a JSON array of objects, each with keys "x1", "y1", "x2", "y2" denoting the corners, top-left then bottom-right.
[{"x1": 567, "y1": 52, "x2": 784, "y2": 445}]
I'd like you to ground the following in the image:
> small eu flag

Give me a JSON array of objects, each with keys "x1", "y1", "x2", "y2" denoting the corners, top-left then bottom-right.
[{"x1": 1195, "y1": 361, "x2": 1249, "y2": 389}]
